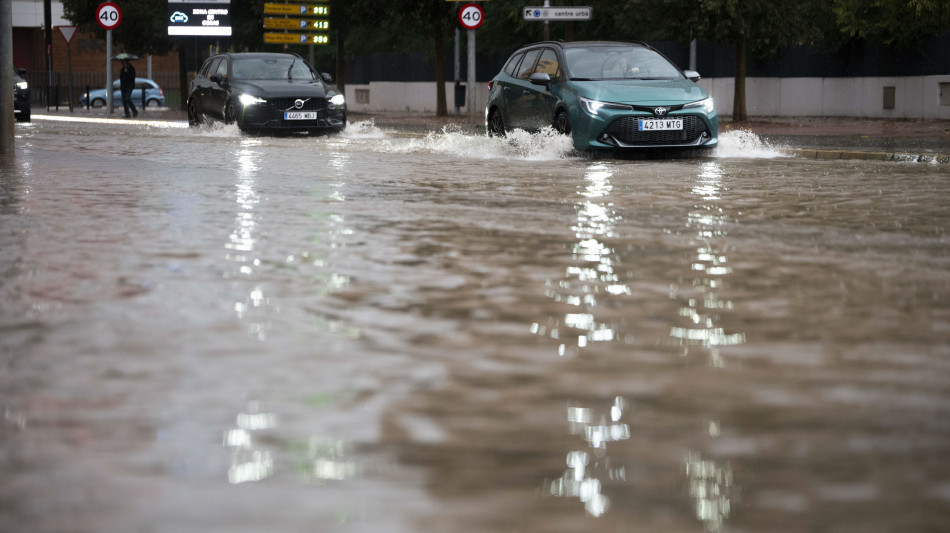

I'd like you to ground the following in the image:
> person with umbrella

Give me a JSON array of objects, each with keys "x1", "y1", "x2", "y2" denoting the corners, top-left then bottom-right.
[{"x1": 118, "y1": 56, "x2": 138, "y2": 118}]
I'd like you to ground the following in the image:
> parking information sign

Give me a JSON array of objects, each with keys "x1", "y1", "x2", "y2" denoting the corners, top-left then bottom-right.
[
  {"x1": 167, "y1": 0, "x2": 233, "y2": 36},
  {"x1": 523, "y1": 6, "x2": 592, "y2": 21}
]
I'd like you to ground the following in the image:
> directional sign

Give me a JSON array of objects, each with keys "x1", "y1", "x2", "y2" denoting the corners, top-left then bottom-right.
[
  {"x1": 264, "y1": 3, "x2": 329, "y2": 16},
  {"x1": 458, "y1": 3, "x2": 484, "y2": 30},
  {"x1": 96, "y1": 2, "x2": 122, "y2": 30},
  {"x1": 264, "y1": 32, "x2": 329, "y2": 45},
  {"x1": 523, "y1": 6, "x2": 592, "y2": 21},
  {"x1": 263, "y1": 17, "x2": 329, "y2": 31}
]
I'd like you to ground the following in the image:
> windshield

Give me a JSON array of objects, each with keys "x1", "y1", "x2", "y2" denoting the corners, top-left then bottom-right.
[
  {"x1": 231, "y1": 57, "x2": 316, "y2": 81},
  {"x1": 565, "y1": 46, "x2": 684, "y2": 81}
]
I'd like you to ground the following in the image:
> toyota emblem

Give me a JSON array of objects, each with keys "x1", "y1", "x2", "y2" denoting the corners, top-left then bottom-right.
[
  {"x1": 654, "y1": 107, "x2": 669, "y2": 116},
  {"x1": 294, "y1": 99, "x2": 305, "y2": 109}
]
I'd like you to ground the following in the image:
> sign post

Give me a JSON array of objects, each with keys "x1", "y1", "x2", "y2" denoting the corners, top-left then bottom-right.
[
  {"x1": 457, "y1": 4, "x2": 483, "y2": 123},
  {"x1": 96, "y1": 3, "x2": 121, "y2": 114},
  {"x1": 56, "y1": 26, "x2": 77, "y2": 112}
]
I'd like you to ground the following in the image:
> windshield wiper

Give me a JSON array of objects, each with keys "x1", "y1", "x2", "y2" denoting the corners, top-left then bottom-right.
[{"x1": 287, "y1": 59, "x2": 296, "y2": 80}]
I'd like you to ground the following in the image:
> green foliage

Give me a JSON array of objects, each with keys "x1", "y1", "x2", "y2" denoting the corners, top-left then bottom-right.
[
  {"x1": 61, "y1": 0, "x2": 176, "y2": 56},
  {"x1": 832, "y1": 0, "x2": 950, "y2": 49}
]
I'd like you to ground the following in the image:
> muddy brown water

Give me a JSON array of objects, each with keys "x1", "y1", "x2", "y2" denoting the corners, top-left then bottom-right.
[{"x1": 1, "y1": 118, "x2": 949, "y2": 532}]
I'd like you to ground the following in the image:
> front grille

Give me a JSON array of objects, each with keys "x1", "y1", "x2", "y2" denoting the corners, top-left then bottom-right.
[
  {"x1": 604, "y1": 115, "x2": 708, "y2": 145},
  {"x1": 268, "y1": 97, "x2": 326, "y2": 112}
]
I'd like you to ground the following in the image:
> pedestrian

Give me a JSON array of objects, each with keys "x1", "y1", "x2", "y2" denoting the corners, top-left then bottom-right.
[{"x1": 120, "y1": 59, "x2": 138, "y2": 118}]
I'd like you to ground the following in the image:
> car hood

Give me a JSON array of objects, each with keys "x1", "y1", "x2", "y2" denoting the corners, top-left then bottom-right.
[
  {"x1": 571, "y1": 79, "x2": 708, "y2": 105},
  {"x1": 231, "y1": 80, "x2": 328, "y2": 98}
]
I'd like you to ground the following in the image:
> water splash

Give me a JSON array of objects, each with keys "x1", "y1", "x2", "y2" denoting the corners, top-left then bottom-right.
[
  {"x1": 394, "y1": 126, "x2": 580, "y2": 161},
  {"x1": 342, "y1": 120, "x2": 388, "y2": 139},
  {"x1": 713, "y1": 129, "x2": 787, "y2": 159}
]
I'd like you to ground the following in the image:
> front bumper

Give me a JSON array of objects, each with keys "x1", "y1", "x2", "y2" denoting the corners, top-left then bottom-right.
[
  {"x1": 573, "y1": 107, "x2": 718, "y2": 151},
  {"x1": 236, "y1": 97, "x2": 346, "y2": 132},
  {"x1": 14, "y1": 92, "x2": 29, "y2": 115}
]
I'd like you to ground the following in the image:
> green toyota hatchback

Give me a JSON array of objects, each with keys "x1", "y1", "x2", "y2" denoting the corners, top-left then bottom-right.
[{"x1": 485, "y1": 41, "x2": 718, "y2": 152}]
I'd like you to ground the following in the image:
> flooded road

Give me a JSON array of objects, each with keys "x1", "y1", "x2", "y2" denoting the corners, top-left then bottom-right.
[{"x1": 2, "y1": 117, "x2": 949, "y2": 532}]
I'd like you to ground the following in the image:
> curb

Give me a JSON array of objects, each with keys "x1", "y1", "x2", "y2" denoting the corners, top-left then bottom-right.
[{"x1": 785, "y1": 148, "x2": 950, "y2": 164}]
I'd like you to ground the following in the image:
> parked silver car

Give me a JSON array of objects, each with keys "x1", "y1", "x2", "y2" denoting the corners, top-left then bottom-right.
[{"x1": 80, "y1": 77, "x2": 165, "y2": 108}]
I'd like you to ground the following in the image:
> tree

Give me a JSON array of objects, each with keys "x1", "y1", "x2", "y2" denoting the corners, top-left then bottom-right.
[
  {"x1": 61, "y1": 0, "x2": 175, "y2": 56},
  {"x1": 623, "y1": 0, "x2": 827, "y2": 122},
  {"x1": 832, "y1": 0, "x2": 950, "y2": 49}
]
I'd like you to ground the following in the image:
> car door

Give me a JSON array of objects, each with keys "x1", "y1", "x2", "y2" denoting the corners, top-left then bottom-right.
[
  {"x1": 525, "y1": 48, "x2": 563, "y2": 129},
  {"x1": 206, "y1": 58, "x2": 231, "y2": 119},
  {"x1": 505, "y1": 48, "x2": 542, "y2": 130},
  {"x1": 191, "y1": 57, "x2": 219, "y2": 115}
]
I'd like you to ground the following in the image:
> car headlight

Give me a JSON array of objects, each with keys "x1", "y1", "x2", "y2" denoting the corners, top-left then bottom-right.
[
  {"x1": 684, "y1": 97, "x2": 715, "y2": 114},
  {"x1": 579, "y1": 95, "x2": 630, "y2": 116},
  {"x1": 16, "y1": 81, "x2": 28, "y2": 91},
  {"x1": 238, "y1": 94, "x2": 267, "y2": 107},
  {"x1": 329, "y1": 94, "x2": 345, "y2": 107}
]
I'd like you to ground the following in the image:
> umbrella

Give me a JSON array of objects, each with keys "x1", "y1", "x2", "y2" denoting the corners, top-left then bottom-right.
[{"x1": 111, "y1": 53, "x2": 140, "y2": 61}]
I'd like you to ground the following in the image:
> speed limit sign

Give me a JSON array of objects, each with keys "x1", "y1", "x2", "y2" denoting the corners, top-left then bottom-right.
[
  {"x1": 458, "y1": 3, "x2": 484, "y2": 30},
  {"x1": 96, "y1": 2, "x2": 122, "y2": 30}
]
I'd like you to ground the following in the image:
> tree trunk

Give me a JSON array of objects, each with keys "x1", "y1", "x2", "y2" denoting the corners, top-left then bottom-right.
[
  {"x1": 178, "y1": 44, "x2": 188, "y2": 111},
  {"x1": 432, "y1": 4, "x2": 447, "y2": 116},
  {"x1": 733, "y1": 36, "x2": 747, "y2": 123}
]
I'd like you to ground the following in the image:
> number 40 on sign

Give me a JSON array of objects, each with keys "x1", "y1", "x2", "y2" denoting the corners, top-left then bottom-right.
[{"x1": 458, "y1": 3, "x2": 484, "y2": 30}]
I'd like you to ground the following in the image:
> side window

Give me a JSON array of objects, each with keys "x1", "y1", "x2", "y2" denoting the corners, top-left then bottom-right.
[
  {"x1": 534, "y1": 48, "x2": 561, "y2": 83},
  {"x1": 199, "y1": 58, "x2": 217, "y2": 78},
  {"x1": 134, "y1": 81, "x2": 147, "y2": 90},
  {"x1": 503, "y1": 52, "x2": 524, "y2": 77},
  {"x1": 214, "y1": 59, "x2": 229, "y2": 79},
  {"x1": 517, "y1": 49, "x2": 542, "y2": 81}
]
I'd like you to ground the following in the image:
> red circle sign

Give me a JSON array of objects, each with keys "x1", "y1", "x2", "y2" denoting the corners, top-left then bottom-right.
[
  {"x1": 458, "y1": 3, "x2": 484, "y2": 30},
  {"x1": 96, "y1": 2, "x2": 122, "y2": 30}
]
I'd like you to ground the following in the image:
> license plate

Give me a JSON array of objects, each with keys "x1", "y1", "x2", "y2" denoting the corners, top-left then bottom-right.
[
  {"x1": 284, "y1": 111, "x2": 317, "y2": 120},
  {"x1": 638, "y1": 118, "x2": 683, "y2": 131}
]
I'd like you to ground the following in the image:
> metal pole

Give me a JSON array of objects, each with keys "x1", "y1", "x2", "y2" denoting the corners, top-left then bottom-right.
[
  {"x1": 543, "y1": 0, "x2": 550, "y2": 41},
  {"x1": 67, "y1": 42, "x2": 73, "y2": 112},
  {"x1": 106, "y1": 29, "x2": 113, "y2": 114},
  {"x1": 44, "y1": 0, "x2": 52, "y2": 109},
  {"x1": 1, "y1": 0, "x2": 15, "y2": 155},
  {"x1": 454, "y1": 27, "x2": 460, "y2": 115},
  {"x1": 467, "y1": 29, "x2": 475, "y2": 124},
  {"x1": 689, "y1": 39, "x2": 697, "y2": 71}
]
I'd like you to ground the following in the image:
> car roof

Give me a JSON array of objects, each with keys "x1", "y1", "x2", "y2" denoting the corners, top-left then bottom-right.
[
  {"x1": 212, "y1": 52, "x2": 303, "y2": 61},
  {"x1": 516, "y1": 41, "x2": 650, "y2": 51}
]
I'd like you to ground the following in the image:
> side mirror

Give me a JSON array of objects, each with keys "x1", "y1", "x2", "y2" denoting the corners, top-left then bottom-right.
[
  {"x1": 683, "y1": 70, "x2": 701, "y2": 82},
  {"x1": 17, "y1": 68, "x2": 27, "y2": 76},
  {"x1": 210, "y1": 73, "x2": 225, "y2": 85},
  {"x1": 529, "y1": 72, "x2": 552, "y2": 89},
  {"x1": 321, "y1": 72, "x2": 333, "y2": 83}
]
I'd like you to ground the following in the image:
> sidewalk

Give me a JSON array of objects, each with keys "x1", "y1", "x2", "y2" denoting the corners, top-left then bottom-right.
[{"x1": 33, "y1": 107, "x2": 950, "y2": 162}]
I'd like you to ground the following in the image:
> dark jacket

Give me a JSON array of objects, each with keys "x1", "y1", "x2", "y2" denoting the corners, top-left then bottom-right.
[{"x1": 120, "y1": 64, "x2": 136, "y2": 93}]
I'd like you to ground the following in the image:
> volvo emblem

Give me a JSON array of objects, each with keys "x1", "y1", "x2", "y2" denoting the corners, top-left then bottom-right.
[
  {"x1": 294, "y1": 99, "x2": 305, "y2": 109},
  {"x1": 654, "y1": 107, "x2": 669, "y2": 116}
]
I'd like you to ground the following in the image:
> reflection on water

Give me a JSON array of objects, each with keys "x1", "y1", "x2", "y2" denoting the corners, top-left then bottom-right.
[
  {"x1": 685, "y1": 450, "x2": 734, "y2": 531},
  {"x1": 544, "y1": 397, "x2": 631, "y2": 516},
  {"x1": 531, "y1": 164, "x2": 629, "y2": 357},
  {"x1": 225, "y1": 403, "x2": 277, "y2": 484},
  {"x1": 669, "y1": 161, "x2": 746, "y2": 367}
]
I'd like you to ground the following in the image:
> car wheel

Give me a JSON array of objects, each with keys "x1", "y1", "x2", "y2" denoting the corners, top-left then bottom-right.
[
  {"x1": 146, "y1": 99, "x2": 160, "y2": 108},
  {"x1": 187, "y1": 99, "x2": 201, "y2": 126},
  {"x1": 15, "y1": 110, "x2": 30, "y2": 123},
  {"x1": 225, "y1": 102, "x2": 247, "y2": 132},
  {"x1": 554, "y1": 110, "x2": 572, "y2": 135},
  {"x1": 487, "y1": 108, "x2": 506, "y2": 137},
  {"x1": 91, "y1": 98, "x2": 105, "y2": 108}
]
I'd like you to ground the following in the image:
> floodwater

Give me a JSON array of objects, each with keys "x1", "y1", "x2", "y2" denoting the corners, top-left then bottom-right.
[{"x1": 1, "y1": 117, "x2": 949, "y2": 533}]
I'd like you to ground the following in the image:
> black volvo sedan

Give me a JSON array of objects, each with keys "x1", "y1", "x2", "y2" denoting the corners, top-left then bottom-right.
[{"x1": 187, "y1": 52, "x2": 346, "y2": 134}]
